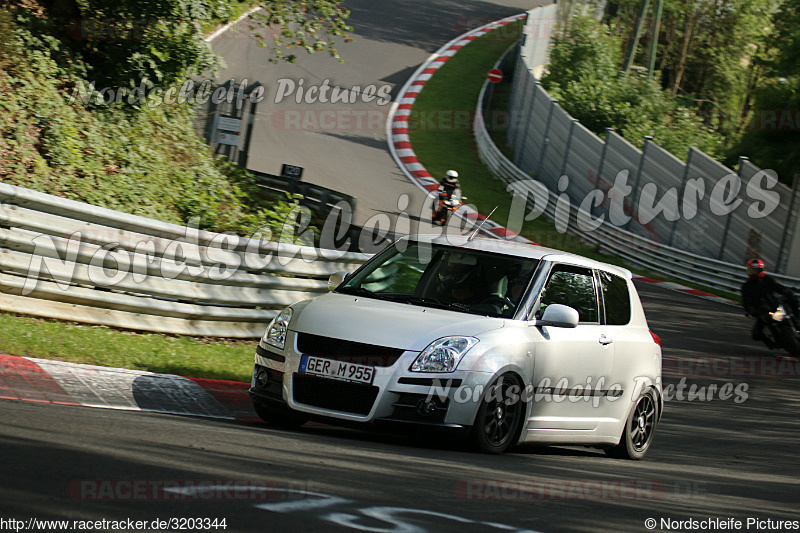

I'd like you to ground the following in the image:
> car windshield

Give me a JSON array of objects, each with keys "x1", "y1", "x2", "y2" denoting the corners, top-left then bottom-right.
[{"x1": 336, "y1": 241, "x2": 539, "y2": 318}]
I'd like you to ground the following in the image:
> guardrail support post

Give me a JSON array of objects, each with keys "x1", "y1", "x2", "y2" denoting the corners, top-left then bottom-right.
[
  {"x1": 513, "y1": 70, "x2": 537, "y2": 168},
  {"x1": 537, "y1": 99, "x2": 557, "y2": 177},
  {"x1": 591, "y1": 129, "x2": 613, "y2": 219},
  {"x1": 507, "y1": 52, "x2": 524, "y2": 155},
  {"x1": 238, "y1": 82, "x2": 262, "y2": 168},
  {"x1": 717, "y1": 156, "x2": 747, "y2": 261},
  {"x1": 625, "y1": 136, "x2": 653, "y2": 230},
  {"x1": 777, "y1": 171, "x2": 800, "y2": 273},
  {"x1": 560, "y1": 118, "x2": 579, "y2": 178},
  {"x1": 668, "y1": 147, "x2": 694, "y2": 247}
]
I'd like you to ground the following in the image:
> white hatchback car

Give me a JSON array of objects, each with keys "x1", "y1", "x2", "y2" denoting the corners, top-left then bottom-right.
[{"x1": 250, "y1": 235, "x2": 663, "y2": 458}]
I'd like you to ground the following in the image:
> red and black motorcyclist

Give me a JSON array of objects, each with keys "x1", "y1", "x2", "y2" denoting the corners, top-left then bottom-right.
[
  {"x1": 431, "y1": 170, "x2": 462, "y2": 225},
  {"x1": 741, "y1": 258, "x2": 799, "y2": 348}
]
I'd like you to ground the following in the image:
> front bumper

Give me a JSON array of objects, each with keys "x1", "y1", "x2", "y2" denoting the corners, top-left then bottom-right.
[{"x1": 249, "y1": 333, "x2": 491, "y2": 428}]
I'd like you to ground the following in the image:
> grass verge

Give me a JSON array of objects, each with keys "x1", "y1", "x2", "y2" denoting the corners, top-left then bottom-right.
[{"x1": 0, "y1": 311, "x2": 255, "y2": 382}]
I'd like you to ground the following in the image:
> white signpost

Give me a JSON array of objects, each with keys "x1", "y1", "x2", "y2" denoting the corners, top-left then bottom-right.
[
  {"x1": 216, "y1": 132, "x2": 240, "y2": 146},
  {"x1": 217, "y1": 117, "x2": 242, "y2": 133},
  {"x1": 216, "y1": 116, "x2": 242, "y2": 147}
]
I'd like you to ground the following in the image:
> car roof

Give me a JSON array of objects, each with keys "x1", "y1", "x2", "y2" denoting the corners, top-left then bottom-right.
[{"x1": 403, "y1": 234, "x2": 633, "y2": 280}]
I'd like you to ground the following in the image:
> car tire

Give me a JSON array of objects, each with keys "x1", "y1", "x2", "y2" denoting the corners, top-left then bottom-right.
[
  {"x1": 607, "y1": 387, "x2": 659, "y2": 460},
  {"x1": 469, "y1": 373, "x2": 525, "y2": 454},
  {"x1": 253, "y1": 400, "x2": 309, "y2": 428}
]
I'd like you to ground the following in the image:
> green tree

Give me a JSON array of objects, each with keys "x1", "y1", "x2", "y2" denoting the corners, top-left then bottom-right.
[
  {"x1": 542, "y1": 15, "x2": 724, "y2": 159},
  {"x1": 605, "y1": 0, "x2": 776, "y2": 135},
  {"x1": 770, "y1": 0, "x2": 800, "y2": 76}
]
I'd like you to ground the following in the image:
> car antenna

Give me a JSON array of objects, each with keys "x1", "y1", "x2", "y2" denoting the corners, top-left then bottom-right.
[{"x1": 467, "y1": 206, "x2": 498, "y2": 242}]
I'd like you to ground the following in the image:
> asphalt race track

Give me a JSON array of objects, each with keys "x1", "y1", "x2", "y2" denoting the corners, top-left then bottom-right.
[{"x1": 2, "y1": 1, "x2": 799, "y2": 531}]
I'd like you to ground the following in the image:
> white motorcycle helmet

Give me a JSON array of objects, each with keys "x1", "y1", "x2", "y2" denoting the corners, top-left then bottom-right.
[{"x1": 444, "y1": 170, "x2": 459, "y2": 185}]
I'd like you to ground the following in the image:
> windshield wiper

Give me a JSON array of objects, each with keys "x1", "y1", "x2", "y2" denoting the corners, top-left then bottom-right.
[
  {"x1": 336, "y1": 286, "x2": 387, "y2": 300},
  {"x1": 394, "y1": 295, "x2": 464, "y2": 311}
]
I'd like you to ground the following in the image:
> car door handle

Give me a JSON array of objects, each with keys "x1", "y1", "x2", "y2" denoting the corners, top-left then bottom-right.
[{"x1": 599, "y1": 335, "x2": 613, "y2": 345}]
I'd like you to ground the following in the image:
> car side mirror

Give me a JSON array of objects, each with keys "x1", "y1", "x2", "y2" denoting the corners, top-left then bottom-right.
[
  {"x1": 328, "y1": 271, "x2": 350, "y2": 291},
  {"x1": 538, "y1": 304, "x2": 579, "y2": 328}
]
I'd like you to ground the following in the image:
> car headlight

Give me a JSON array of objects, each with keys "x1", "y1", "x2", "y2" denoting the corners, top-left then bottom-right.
[
  {"x1": 410, "y1": 337, "x2": 478, "y2": 373},
  {"x1": 263, "y1": 307, "x2": 292, "y2": 350}
]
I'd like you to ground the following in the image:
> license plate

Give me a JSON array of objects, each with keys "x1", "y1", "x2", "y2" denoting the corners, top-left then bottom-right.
[{"x1": 299, "y1": 355, "x2": 375, "y2": 385}]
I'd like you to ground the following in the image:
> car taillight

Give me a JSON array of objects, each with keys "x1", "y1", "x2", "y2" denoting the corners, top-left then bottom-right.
[{"x1": 650, "y1": 330, "x2": 661, "y2": 347}]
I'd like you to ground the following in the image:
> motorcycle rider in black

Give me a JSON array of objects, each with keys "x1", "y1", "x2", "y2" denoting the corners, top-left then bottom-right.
[
  {"x1": 431, "y1": 170, "x2": 462, "y2": 225},
  {"x1": 741, "y1": 258, "x2": 799, "y2": 349}
]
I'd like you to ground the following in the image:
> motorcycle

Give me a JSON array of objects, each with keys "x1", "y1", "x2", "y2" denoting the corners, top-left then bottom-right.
[
  {"x1": 759, "y1": 302, "x2": 800, "y2": 355},
  {"x1": 431, "y1": 193, "x2": 466, "y2": 226}
]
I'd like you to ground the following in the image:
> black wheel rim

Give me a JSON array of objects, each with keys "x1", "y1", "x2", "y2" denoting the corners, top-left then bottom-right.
[
  {"x1": 629, "y1": 394, "x2": 656, "y2": 452},
  {"x1": 482, "y1": 378, "x2": 521, "y2": 447}
]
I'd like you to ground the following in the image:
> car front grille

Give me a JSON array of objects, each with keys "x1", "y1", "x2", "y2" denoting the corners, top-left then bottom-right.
[
  {"x1": 295, "y1": 332, "x2": 405, "y2": 367},
  {"x1": 292, "y1": 373, "x2": 379, "y2": 416}
]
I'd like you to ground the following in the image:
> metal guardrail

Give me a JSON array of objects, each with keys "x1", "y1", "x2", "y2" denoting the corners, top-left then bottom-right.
[
  {"x1": 248, "y1": 170, "x2": 399, "y2": 254},
  {"x1": 0, "y1": 181, "x2": 370, "y2": 337}
]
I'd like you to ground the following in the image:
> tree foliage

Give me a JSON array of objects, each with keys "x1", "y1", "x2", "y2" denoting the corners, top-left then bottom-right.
[
  {"x1": 546, "y1": 1, "x2": 800, "y2": 177},
  {"x1": 542, "y1": 15, "x2": 723, "y2": 159},
  {"x1": 604, "y1": 0, "x2": 777, "y2": 135},
  {"x1": 730, "y1": 0, "x2": 800, "y2": 182},
  {"x1": 2, "y1": 0, "x2": 353, "y2": 89},
  {"x1": 770, "y1": 0, "x2": 800, "y2": 76},
  {"x1": 249, "y1": 0, "x2": 353, "y2": 63}
]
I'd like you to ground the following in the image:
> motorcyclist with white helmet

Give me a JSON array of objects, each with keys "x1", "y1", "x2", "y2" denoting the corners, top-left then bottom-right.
[{"x1": 431, "y1": 170, "x2": 462, "y2": 226}]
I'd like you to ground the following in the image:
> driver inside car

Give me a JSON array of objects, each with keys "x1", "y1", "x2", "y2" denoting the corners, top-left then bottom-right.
[{"x1": 435, "y1": 253, "x2": 488, "y2": 306}]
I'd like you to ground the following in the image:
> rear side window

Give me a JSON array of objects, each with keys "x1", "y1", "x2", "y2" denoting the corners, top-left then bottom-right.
[
  {"x1": 599, "y1": 271, "x2": 631, "y2": 325},
  {"x1": 539, "y1": 265, "x2": 599, "y2": 323}
]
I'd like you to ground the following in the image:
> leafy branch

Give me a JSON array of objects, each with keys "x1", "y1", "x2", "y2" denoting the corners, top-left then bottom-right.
[{"x1": 248, "y1": 0, "x2": 354, "y2": 63}]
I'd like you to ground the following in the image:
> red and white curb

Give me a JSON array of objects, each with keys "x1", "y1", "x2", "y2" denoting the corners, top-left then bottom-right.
[
  {"x1": 631, "y1": 276, "x2": 738, "y2": 306},
  {"x1": 0, "y1": 354, "x2": 258, "y2": 421},
  {"x1": 386, "y1": 13, "x2": 533, "y2": 244}
]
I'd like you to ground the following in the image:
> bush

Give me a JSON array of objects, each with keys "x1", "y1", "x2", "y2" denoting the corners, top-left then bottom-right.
[
  {"x1": 0, "y1": 11, "x2": 308, "y2": 239},
  {"x1": 730, "y1": 77, "x2": 800, "y2": 183}
]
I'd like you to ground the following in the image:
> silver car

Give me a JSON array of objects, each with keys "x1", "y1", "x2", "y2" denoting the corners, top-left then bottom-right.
[{"x1": 250, "y1": 235, "x2": 663, "y2": 458}]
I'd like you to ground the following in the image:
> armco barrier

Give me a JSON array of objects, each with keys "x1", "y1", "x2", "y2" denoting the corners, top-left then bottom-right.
[
  {"x1": 475, "y1": 3, "x2": 800, "y2": 293},
  {"x1": 0, "y1": 182, "x2": 370, "y2": 337},
  {"x1": 477, "y1": 113, "x2": 800, "y2": 295}
]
